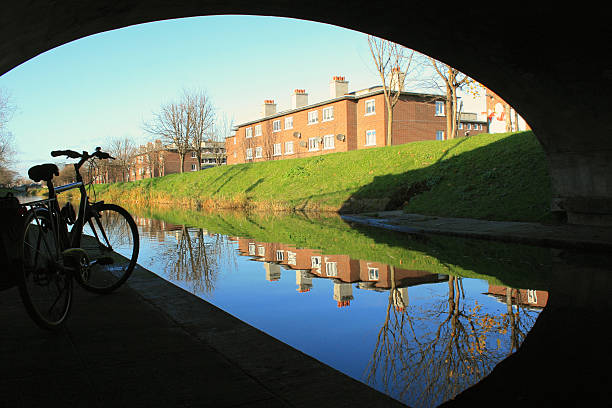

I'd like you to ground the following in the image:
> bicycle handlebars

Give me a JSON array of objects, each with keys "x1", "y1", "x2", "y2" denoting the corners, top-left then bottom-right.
[{"x1": 51, "y1": 147, "x2": 115, "y2": 160}]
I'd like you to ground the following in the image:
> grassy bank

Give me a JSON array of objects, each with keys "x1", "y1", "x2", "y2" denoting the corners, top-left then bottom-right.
[{"x1": 95, "y1": 131, "x2": 552, "y2": 222}]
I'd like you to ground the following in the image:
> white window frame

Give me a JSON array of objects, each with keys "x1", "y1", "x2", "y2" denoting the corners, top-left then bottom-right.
[
  {"x1": 257, "y1": 246, "x2": 265, "y2": 256},
  {"x1": 248, "y1": 243, "x2": 256, "y2": 256},
  {"x1": 368, "y1": 267, "x2": 379, "y2": 281},
  {"x1": 285, "y1": 116, "x2": 293, "y2": 130},
  {"x1": 191, "y1": 163, "x2": 197, "y2": 171},
  {"x1": 323, "y1": 134, "x2": 335, "y2": 150},
  {"x1": 322, "y1": 106, "x2": 334, "y2": 122},
  {"x1": 308, "y1": 137, "x2": 319, "y2": 151},
  {"x1": 255, "y1": 146, "x2": 263, "y2": 158},
  {"x1": 246, "y1": 148, "x2": 253, "y2": 160},
  {"x1": 365, "y1": 99, "x2": 376, "y2": 115},
  {"x1": 435, "y1": 101, "x2": 445, "y2": 116},
  {"x1": 287, "y1": 251, "x2": 297, "y2": 266},
  {"x1": 436, "y1": 130, "x2": 444, "y2": 141},
  {"x1": 311, "y1": 256, "x2": 321, "y2": 268},
  {"x1": 308, "y1": 110, "x2": 318, "y2": 124},
  {"x1": 245, "y1": 127, "x2": 253, "y2": 138},
  {"x1": 285, "y1": 141, "x2": 294, "y2": 155},
  {"x1": 458, "y1": 122, "x2": 463, "y2": 129},
  {"x1": 254, "y1": 124, "x2": 262, "y2": 137},
  {"x1": 276, "y1": 250, "x2": 284, "y2": 261},
  {"x1": 325, "y1": 261, "x2": 338, "y2": 277},
  {"x1": 273, "y1": 143, "x2": 282, "y2": 156},
  {"x1": 272, "y1": 120, "x2": 281, "y2": 132},
  {"x1": 365, "y1": 130, "x2": 376, "y2": 146}
]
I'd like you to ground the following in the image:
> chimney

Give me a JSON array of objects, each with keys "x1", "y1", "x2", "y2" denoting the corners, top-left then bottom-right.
[
  {"x1": 262, "y1": 99, "x2": 276, "y2": 117},
  {"x1": 391, "y1": 67, "x2": 405, "y2": 92},
  {"x1": 329, "y1": 75, "x2": 348, "y2": 98},
  {"x1": 291, "y1": 89, "x2": 308, "y2": 109}
]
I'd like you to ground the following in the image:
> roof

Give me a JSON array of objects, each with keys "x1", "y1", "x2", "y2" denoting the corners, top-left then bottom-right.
[{"x1": 229, "y1": 87, "x2": 447, "y2": 133}]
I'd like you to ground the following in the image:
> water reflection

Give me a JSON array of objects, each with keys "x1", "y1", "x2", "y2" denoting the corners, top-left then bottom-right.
[{"x1": 127, "y1": 208, "x2": 550, "y2": 407}]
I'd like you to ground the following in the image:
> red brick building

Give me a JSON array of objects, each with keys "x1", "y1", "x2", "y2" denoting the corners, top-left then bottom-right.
[
  {"x1": 130, "y1": 140, "x2": 226, "y2": 181},
  {"x1": 226, "y1": 76, "x2": 488, "y2": 165}
]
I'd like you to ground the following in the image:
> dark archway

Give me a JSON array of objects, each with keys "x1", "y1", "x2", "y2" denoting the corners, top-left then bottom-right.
[{"x1": 1, "y1": 2, "x2": 611, "y2": 225}]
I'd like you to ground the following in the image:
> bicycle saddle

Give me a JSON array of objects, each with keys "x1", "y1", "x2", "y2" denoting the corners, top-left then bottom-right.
[{"x1": 28, "y1": 163, "x2": 59, "y2": 182}]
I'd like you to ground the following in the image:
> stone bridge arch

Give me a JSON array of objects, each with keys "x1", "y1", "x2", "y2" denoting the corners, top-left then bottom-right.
[{"x1": 2, "y1": 2, "x2": 610, "y2": 224}]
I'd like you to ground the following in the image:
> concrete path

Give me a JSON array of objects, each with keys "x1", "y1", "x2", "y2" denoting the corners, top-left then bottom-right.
[
  {"x1": 1, "y1": 264, "x2": 404, "y2": 408},
  {"x1": 342, "y1": 211, "x2": 612, "y2": 250}
]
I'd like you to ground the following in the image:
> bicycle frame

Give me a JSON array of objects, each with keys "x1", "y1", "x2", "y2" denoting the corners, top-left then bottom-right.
[{"x1": 24, "y1": 157, "x2": 108, "y2": 259}]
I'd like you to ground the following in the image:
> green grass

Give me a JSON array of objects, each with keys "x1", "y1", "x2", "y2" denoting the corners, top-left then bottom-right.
[{"x1": 95, "y1": 131, "x2": 552, "y2": 222}]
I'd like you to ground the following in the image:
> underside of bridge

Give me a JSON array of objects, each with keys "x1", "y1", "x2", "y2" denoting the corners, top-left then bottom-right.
[{"x1": 1, "y1": 2, "x2": 611, "y2": 225}]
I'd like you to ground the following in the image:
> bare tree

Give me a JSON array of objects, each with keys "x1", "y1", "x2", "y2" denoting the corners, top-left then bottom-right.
[
  {"x1": 108, "y1": 137, "x2": 136, "y2": 182},
  {"x1": 186, "y1": 90, "x2": 216, "y2": 170},
  {"x1": 0, "y1": 89, "x2": 16, "y2": 170},
  {"x1": 144, "y1": 94, "x2": 194, "y2": 173},
  {"x1": 429, "y1": 59, "x2": 474, "y2": 139},
  {"x1": 368, "y1": 35, "x2": 415, "y2": 146}
]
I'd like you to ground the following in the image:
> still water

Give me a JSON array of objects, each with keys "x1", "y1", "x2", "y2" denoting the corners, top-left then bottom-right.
[{"x1": 110, "y1": 206, "x2": 551, "y2": 407}]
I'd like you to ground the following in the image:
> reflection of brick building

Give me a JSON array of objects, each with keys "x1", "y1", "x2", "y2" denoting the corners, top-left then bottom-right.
[
  {"x1": 226, "y1": 76, "x2": 488, "y2": 165},
  {"x1": 234, "y1": 236, "x2": 448, "y2": 307},
  {"x1": 486, "y1": 285, "x2": 548, "y2": 308}
]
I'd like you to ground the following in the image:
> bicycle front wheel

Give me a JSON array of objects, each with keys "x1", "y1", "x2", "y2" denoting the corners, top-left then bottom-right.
[
  {"x1": 77, "y1": 203, "x2": 139, "y2": 294},
  {"x1": 19, "y1": 208, "x2": 72, "y2": 330}
]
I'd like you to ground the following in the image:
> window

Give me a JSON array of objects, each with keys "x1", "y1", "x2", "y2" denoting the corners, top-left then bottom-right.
[
  {"x1": 311, "y1": 256, "x2": 321, "y2": 268},
  {"x1": 248, "y1": 243, "x2": 256, "y2": 256},
  {"x1": 368, "y1": 267, "x2": 379, "y2": 281},
  {"x1": 233, "y1": 137, "x2": 236, "y2": 145},
  {"x1": 435, "y1": 101, "x2": 445, "y2": 116},
  {"x1": 325, "y1": 261, "x2": 338, "y2": 277},
  {"x1": 273, "y1": 120, "x2": 281, "y2": 132},
  {"x1": 436, "y1": 131, "x2": 444, "y2": 140},
  {"x1": 467, "y1": 123, "x2": 472, "y2": 130},
  {"x1": 285, "y1": 141, "x2": 294, "y2": 155},
  {"x1": 246, "y1": 148, "x2": 253, "y2": 159},
  {"x1": 287, "y1": 251, "x2": 297, "y2": 266},
  {"x1": 285, "y1": 116, "x2": 293, "y2": 129},
  {"x1": 255, "y1": 146, "x2": 263, "y2": 158},
  {"x1": 254, "y1": 124, "x2": 262, "y2": 136},
  {"x1": 365, "y1": 130, "x2": 376, "y2": 146},
  {"x1": 257, "y1": 246, "x2": 265, "y2": 256},
  {"x1": 322, "y1": 106, "x2": 334, "y2": 121},
  {"x1": 245, "y1": 127, "x2": 253, "y2": 138},
  {"x1": 308, "y1": 110, "x2": 318, "y2": 124},
  {"x1": 233, "y1": 151, "x2": 237, "y2": 158},
  {"x1": 308, "y1": 137, "x2": 319, "y2": 151},
  {"x1": 458, "y1": 122, "x2": 463, "y2": 130},
  {"x1": 276, "y1": 250, "x2": 284, "y2": 261},
  {"x1": 365, "y1": 99, "x2": 376, "y2": 115},
  {"x1": 273, "y1": 143, "x2": 281, "y2": 156},
  {"x1": 191, "y1": 163, "x2": 197, "y2": 171},
  {"x1": 323, "y1": 134, "x2": 334, "y2": 150}
]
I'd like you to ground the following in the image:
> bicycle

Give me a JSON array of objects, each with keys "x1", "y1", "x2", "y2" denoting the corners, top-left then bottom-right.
[{"x1": 19, "y1": 147, "x2": 140, "y2": 330}]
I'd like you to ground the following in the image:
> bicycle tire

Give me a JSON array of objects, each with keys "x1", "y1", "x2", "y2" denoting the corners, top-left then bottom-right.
[
  {"x1": 18, "y1": 208, "x2": 72, "y2": 330},
  {"x1": 75, "y1": 203, "x2": 139, "y2": 294}
]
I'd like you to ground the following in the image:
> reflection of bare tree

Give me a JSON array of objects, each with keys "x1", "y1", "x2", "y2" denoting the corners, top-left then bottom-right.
[
  {"x1": 162, "y1": 225, "x2": 237, "y2": 294},
  {"x1": 366, "y1": 275, "x2": 540, "y2": 407}
]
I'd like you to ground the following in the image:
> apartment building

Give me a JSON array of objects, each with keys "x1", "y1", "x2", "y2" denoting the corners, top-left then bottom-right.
[
  {"x1": 130, "y1": 139, "x2": 226, "y2": 181},
  {"x1": 226, "y1": 76, "x2": 488, "y2": 165}
]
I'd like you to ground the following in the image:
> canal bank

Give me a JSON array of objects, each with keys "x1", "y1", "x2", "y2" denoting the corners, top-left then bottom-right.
[
  {"x1": 342, "y1": 211, "x2": 612, "y2": 251},
  {"x1": 1, "y1": 263, "x2": 404, "y2": 407}
]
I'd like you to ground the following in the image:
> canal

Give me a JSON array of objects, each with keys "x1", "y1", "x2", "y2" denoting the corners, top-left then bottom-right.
[{"x1": 102, "y1": 205, "x2": 554, "y2": 408}]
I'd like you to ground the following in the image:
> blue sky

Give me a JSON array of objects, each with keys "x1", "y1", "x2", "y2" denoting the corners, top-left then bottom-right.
[{"x1": 0, "y1": 15, "x2": 389, "y2": 176}]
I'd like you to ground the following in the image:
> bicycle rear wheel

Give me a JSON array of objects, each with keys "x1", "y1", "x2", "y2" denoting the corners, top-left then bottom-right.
[
  {"x1": 76, "y1": 203, "x2": 139, "y2": 294},
  {"x1": 19, "y1": 208, "x2": 72, "y2": 330}
]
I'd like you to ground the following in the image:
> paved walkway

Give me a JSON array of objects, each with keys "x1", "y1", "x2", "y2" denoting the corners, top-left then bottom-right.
[
  {"x1": 1, "y1": 264, "x2": 404, "y2": 408},
  {"x1": 341, "y1": 211, "x2": 612, "y2": 251}
]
